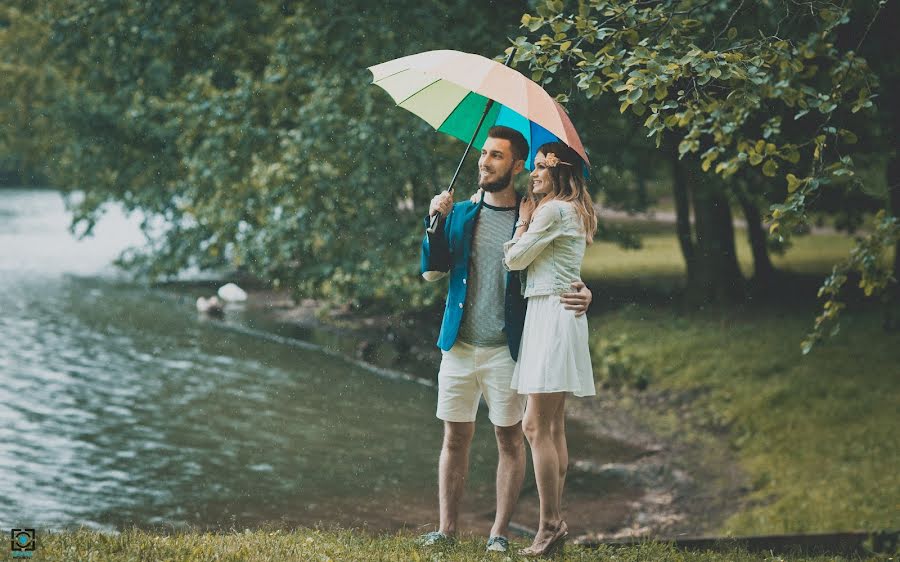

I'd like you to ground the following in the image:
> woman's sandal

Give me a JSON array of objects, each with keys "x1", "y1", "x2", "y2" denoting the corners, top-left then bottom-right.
[{"x1": 518, "y1": 521, "x2": 569, "y2": 558}]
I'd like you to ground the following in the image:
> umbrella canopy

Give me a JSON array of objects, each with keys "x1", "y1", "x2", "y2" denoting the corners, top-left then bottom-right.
[{"x1": 368, "y1": 49, "x2": 589, "y2": 171}]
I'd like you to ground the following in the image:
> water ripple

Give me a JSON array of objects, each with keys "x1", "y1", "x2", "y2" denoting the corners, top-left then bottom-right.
[{"x1": 0, "y1": 189, "x2": 501, "y2": 531}]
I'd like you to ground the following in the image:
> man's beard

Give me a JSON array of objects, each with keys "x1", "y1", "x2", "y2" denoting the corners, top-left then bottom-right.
[{"x1": 478, "y1": 167, "x2": 513, "y2": 192}]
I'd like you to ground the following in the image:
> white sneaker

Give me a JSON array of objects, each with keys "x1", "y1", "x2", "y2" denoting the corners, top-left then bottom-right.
[{"x1": 486, "y1": 536, "x2": 509, "y2": 552}]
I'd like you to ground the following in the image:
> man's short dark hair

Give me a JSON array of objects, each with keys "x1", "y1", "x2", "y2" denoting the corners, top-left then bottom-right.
[{"x1": 487, "y1": 126, "x2": 529, "y2": 163}]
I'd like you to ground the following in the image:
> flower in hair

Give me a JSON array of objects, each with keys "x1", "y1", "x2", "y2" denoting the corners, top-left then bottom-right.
[{"x1": 543, "y1": 153, "x2": 572, "y2": 167}]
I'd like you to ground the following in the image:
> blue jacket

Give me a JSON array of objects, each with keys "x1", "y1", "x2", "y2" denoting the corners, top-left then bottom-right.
[{"x1": 420, "y1": 194, "x2": 527, "y2": 361}]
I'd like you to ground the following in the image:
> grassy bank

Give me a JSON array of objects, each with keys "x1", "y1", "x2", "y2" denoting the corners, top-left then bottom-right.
[
  {"x1": 586, "y1": 303, "x2": 898, "y2": 535},
  {"x1": 37, "y1": 528, "x2": 887, "y2": 561},
  {"x1": 580, "y1": 225, "x2": 899, "y2": 535}
]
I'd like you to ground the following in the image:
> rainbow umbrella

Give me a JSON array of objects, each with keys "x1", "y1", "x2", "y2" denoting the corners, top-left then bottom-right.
[
  {"x1": 368, "y1": 49, "x2": 590, "y2": 172},
  {"x1": 369, "y1": 49, "x2": 590, "y2": 231}
]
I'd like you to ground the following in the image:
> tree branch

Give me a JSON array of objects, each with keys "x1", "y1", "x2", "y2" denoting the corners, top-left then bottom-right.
[{"x1": 709, "y1": 0, "x2": 746, "y2": 49}]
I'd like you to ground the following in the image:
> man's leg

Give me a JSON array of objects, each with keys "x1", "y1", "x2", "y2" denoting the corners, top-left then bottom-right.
[
  {"x1": 439, "y1": 420, "x2": 475, "y2": 535},
  {"x1": 479, "y1": 345, "x2": 528, "y2": 541},
  {"x1": 490, "y1": 421, "x2": 526, "y2": 538}
]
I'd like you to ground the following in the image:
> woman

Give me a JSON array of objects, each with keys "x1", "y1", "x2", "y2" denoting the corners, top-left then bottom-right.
[{"x1": 502, "y1": 142, "x2": 597, "y2": 557}]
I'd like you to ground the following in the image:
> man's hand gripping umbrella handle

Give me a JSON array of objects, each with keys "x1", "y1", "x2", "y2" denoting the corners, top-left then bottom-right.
[{"x1": 426, "y1": 47, "x2": 517, "y2": 235}]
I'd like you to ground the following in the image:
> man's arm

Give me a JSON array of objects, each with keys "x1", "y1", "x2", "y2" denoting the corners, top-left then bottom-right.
[{"x1": 560, "y1": 280, "x2": 592, "y2": 317}]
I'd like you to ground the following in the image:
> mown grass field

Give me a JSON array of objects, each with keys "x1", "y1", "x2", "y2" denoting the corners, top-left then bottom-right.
[
  {"x1": 582, "y1": 221, "x2": 899, "y2": 536},
  {"x1": 37, "y1": 527, "x2": 890, "y2": 561}
]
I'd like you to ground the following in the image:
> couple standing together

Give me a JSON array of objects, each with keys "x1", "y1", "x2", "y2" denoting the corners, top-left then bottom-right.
[{"x1": 419, "y1": 126, "x2": 598, "y2": 556}]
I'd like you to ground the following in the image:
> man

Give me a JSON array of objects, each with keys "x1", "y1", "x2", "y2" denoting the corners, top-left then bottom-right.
[{"x1": 418, "y1": 126, "x2": 592, "y2": 552}]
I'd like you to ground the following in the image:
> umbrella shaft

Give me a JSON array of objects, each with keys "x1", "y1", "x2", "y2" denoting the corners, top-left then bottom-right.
[
  {"x1": 427, "y1": 48, "x2": 517, "y2": 234},
  {"x1": 446, "y1": 98, "x2": 495, "y2": 195}
]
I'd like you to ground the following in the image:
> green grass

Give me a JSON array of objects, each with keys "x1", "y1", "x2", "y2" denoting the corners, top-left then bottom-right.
[
  {"x1": 37, "y1": 527, "x2": 887, "y2": 561},
  {"x1": 585, "y1": 221, "x2": 865, "y2": 282},
  {"x1": 588, "y1": 304, "x2": 899, "y2": 535},
  {"x1": 581, "y1": 225, "x2": 899, "y2": 535}
]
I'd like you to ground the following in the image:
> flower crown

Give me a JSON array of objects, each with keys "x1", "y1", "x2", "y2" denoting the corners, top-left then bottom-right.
[{"x1": 543, "y1": 152, "x2": 572, "y2": 168}]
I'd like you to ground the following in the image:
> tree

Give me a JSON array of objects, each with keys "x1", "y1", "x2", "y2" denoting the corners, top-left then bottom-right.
[
  {"x1": 512, "y1": 0, "x2": 898, "y2": 352},
  {"x1": 2, "y1": 0, "x2": 529, "y2": 310},
  {"x1": 0, "y1": 3, "x2": 63, "y2": 185}
]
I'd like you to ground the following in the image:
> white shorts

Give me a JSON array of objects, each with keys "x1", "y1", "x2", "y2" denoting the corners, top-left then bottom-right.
[{"x1": 436, "y1": 341, "x2": 526, "y2": 427}]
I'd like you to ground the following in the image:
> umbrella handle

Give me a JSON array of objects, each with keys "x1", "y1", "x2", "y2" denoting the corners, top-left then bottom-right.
[
  {"x1": 426, "y1": 47, "x2": 517, "y2": 235},
  {"x1": 427, "y1": 194, "x2": 450, "y2": 234}
]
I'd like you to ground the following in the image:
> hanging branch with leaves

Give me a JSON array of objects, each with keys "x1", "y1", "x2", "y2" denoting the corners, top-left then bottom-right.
[{"x1": 513, "y1": 0, "x2": 897, "y2": 353}]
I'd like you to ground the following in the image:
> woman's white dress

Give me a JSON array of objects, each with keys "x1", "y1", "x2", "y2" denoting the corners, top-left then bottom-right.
[{"x1": 503, "y1": 200, "x2": 595, "y2": 397}]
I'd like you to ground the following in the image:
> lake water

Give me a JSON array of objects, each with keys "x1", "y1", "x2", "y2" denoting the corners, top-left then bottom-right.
[{"x1": 0, "y1": 188, "x2": 633, "y2": 534}]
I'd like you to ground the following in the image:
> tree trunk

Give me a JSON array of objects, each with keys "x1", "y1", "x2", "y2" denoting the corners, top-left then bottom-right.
[
  {"x1": 886, "y1": 154, "x2": 900, "y2": 331},
  {"x1": 891, "y1": 158, "x2": 900, "y2": 291},
  {"x1": 736, "y1": 182, "x2": 777, "y2": 289},
  {"x1": 884, "y1": 8, "x2": 900, "y2": 329},
  {"x1": 690, "y1": 180, "x2": 746, "y2": 304},
  {"x1": 636, "y1": 167, "x2": 649, "y2": 211},
  {"x1": 671, "y1": 149, "x2": 696, "y2": 287},
  {"x1": 671, "y1": 149, "x2": 745, "y2": 305}
]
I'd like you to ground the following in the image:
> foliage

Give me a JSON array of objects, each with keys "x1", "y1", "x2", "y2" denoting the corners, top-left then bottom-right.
[
  {"x1": 591, "y1": 333, "x2": 651, "y2": 390},
  {"x1": 3, "y1": 0, "x2": 897, "y2": 340},
  {"x1": 0, "y1": 3, "x2": 64, "y2": 184},
  {"x1": 0, "y1": 1, "x2": 526, "y2": 310},
  {"x1": 511, "y1": 0, "x2": 898, "y2": 352}
]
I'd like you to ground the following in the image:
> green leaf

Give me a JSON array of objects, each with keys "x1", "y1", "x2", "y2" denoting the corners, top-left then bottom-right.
[
  {"x1": 627, "y1": 88, "x2": 643, "y2": 103},
  {"x1": 655, "y1": 84, "x2": 668, "y2": 100},
  {"x1": 762, "y1": 159, "x2": 778, "y2": 177},
  {"x1": 838, "y1": 129, "x2": 858, "y2": 144},
  {"x1": 786, "y1": 173, "x2": 802, "y2": 193},
  {"x1": 801, "y1": 339, "x2": 814, "y2": 355},
  {"x1": 709, "y1": 67, "x2": 722, "y2": 79}
]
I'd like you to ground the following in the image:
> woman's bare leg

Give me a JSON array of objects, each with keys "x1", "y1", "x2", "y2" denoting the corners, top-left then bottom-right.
[
  {"x1": 550, "y1": 394, "x2": 568, "y2": 510},
  {"x1": 522, "y1": 392, "x2": 568, "y2": 551}
]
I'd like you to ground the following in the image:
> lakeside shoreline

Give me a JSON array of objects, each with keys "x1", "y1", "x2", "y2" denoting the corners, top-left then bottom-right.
[{"x1": 153, "y1": 279, "x2": 746, "y2": 542}]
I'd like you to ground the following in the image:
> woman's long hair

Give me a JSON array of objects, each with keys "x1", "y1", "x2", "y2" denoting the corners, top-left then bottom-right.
[{"x1": 528, "y1": 142, "x2": 598, "y2": 243}]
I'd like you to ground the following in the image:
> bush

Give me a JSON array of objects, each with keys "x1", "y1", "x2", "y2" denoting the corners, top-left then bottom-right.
[{"x1": 591, "y1": 334, "x2": 651, "y2": 391}]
